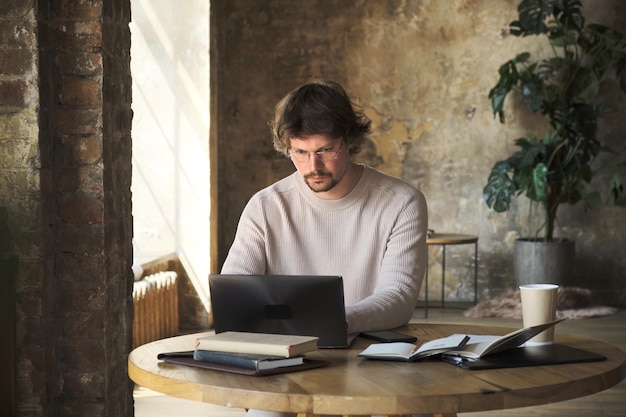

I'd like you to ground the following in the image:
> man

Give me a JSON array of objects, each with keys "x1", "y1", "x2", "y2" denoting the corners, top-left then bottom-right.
[
  {"x1": 221, "y1": 80, "x2": 428, "y2": 417},
  {"x1": 222, "y1": 79, "x2": 428, "y2": 337}
]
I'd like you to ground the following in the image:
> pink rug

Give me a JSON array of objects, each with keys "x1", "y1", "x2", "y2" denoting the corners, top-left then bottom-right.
[{"x1": 464, "y1": 287, "x2": 618, "y2": 319}]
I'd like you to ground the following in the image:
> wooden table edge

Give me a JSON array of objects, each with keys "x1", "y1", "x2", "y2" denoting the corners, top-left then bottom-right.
[{"x1": 128, "y1": 324, "x2": 626, "y2": 416}]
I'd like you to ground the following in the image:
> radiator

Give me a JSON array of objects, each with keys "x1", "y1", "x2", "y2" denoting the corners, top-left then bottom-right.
[{"x1": 132, "y1": 271, "x2": 179, "y2": 348}]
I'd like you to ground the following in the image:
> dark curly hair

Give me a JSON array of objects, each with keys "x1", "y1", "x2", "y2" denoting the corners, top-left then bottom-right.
[{"x1": 271, "y1": 80, "x2": 372, "y2": 156}]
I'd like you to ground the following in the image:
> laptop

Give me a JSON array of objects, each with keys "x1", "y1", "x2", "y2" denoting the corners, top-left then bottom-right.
[{"x1": 209, "y1": 274, "x2": 355, "y2": 348}]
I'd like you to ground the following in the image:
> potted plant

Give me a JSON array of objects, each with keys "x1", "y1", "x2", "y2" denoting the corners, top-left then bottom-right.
[{"x1": 483, "y1": 0, "x2": 626, "y2": 285}]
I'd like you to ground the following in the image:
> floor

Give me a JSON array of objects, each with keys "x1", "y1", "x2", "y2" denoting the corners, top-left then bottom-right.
[{"x1": 133, "y1": 306, "x2": 626, "y2": 417}]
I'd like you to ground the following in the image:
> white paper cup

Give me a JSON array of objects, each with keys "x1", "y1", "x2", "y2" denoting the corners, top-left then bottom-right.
[{"x1": 519, "y1": 284, "x2": 559, "y2": 345}]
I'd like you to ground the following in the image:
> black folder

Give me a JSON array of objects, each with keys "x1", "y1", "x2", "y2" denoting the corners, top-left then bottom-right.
[{"x1": 441, "y1": 343, "x2": 606, "y2": 370}]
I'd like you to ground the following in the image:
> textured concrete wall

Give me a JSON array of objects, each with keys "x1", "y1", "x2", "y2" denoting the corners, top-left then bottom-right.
[
  {"x1": 0, "y1": 0, "x2": 134, "y2": 416},
  {"x1": 214, "y1": 0, "x2": 626, "y2": 304}
]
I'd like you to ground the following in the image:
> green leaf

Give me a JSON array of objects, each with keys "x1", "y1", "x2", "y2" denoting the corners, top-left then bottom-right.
[
  {"x1": 515, "y1": 52, "x2": 532, "y2": 63},
  {"x1": 558, "y1": 0, "x2": 584, "y2": 29},
  {"x1": 520, "y1": 77, "x2": 545, "y2": 111},
  {"x1": 510, "y1": 0, "x2": 552, "y2": 36},
  {"x1": 540, "y1": 130, "x2": 558, "y2": 145},
  {"x1": 483, "y1": 162, "x2": 518, "y2": 212},
  {"x1": 549, "y1": 28, "x2": 578, "y2": 47},
  {"x1": 489, "y1": 87, "x2": 508, "y2": 118},
  {"x1": 488, "y1": 53, "x2": 534, "y2": 121},
  {"x1": 528, "y1": 163, "x2": 548, "y2": 201}
]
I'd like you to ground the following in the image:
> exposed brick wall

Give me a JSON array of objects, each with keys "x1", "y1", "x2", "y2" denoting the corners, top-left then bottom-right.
[
  {"x1": 0, "y1": 207, "x2": 18, "y2": 417},
  {"x1": 1, "y1": 0, "x2": 133, "y2": 416},
  {"x1": 1, "y1": 1, "x2": 47, "y2": 415},
  {"x1": 101, "y1": 1, "x2": 134, "y2": 415}
]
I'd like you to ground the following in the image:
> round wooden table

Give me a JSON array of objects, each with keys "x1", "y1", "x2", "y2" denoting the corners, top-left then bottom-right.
[{"x1": 128, "y1": 323, "x2": 625, "y2": 417}]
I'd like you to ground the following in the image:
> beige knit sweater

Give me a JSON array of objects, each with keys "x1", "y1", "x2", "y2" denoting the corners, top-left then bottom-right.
[{"x1": 221, "y1": 165, "x2": 428, "y2": 335}]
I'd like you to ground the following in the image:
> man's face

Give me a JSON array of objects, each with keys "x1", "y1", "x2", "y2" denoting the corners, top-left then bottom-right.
[{"x1": 289, "y1": 135, "x2": 350, "y2": 197}]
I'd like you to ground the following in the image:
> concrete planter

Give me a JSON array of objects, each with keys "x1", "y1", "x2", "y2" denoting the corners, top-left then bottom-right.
[{"x1": 513, "y1": 238, "x2": 575, "y2": 286}]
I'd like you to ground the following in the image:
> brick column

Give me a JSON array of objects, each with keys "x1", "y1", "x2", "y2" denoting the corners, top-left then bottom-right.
[
  {"x1": 1, "y1": 1, "x2": 50, "y2": 415},
  {"x1": 1, "y1": 0, "x2": 133, "y2": 415}
]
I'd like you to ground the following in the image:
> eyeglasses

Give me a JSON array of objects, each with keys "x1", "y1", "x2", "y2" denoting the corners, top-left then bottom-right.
[{"x1": 289, "y1": 142, "x2": 344, "y2": 163}]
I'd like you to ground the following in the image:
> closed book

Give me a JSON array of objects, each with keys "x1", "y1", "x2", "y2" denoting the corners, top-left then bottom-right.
[
  {"x1": 193, "y1": 349, "x2": 305, "y2": 371},
  {"x1": 157, "y1": 351, "x2": 328, "y2": 376},
  {"x1": 195, "y1": 331, "x2": 319, "y2": 358}
]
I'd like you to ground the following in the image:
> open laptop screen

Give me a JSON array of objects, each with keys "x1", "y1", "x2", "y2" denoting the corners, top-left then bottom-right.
[{"x1": 209, "y1": 274, "x2": 350, "y2": 348}]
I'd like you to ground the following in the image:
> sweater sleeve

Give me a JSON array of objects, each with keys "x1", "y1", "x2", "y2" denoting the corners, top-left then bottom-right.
[
  {"x1": 344, "y1": 190, "x2": 428, "y2": 334},
  {"x1": 221, "y1": 196, "x2": 268, "y2": 275}
]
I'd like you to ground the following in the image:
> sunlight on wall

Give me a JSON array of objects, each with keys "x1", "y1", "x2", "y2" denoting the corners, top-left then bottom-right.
[{"x1": 130, "y1": 0, "x2": 211, "y2": 311}]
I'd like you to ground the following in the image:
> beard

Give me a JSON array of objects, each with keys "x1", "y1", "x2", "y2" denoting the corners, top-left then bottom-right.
[{"x1": 303, "y1": 171, "x2": 340, "y2": 193}]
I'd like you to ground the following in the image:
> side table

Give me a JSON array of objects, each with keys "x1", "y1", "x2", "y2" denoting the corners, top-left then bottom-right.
[{"x1": 422, "y1": 233, "x2": 478, "y2": 318}]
